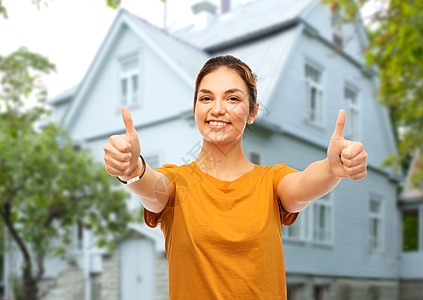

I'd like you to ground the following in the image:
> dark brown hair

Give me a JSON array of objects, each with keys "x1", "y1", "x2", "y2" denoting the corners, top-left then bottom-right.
[{"x1": 193, "y1": 55, "x2": 258, "y2": 114}]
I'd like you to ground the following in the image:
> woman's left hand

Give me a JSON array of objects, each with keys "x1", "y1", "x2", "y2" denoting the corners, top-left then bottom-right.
[{"x1": 327, "y1": 109, "x2": 368, "y2": 180}]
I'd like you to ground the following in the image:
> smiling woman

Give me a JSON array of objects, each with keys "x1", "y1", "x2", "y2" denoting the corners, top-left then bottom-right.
[{"x1": 103, "y1": 55, "x2": 368, "y2": 300}]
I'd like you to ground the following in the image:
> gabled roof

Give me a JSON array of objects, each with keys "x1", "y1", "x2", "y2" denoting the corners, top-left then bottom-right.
[
  {"x1": 400, "y1": 148, "x2": 423, "y2": 202},
  {"x1": 48, "y1": 84, "x2": 78, "y2": 105},
  {"x1": 213, "y1": 25, "x2": 301, "y2": 113},
  {"x1": 173, "y1": 0, "x2": 315, "y2": 51},
  {"x1": 126, "y1": 11, "x2": 209, "y2": 80}
]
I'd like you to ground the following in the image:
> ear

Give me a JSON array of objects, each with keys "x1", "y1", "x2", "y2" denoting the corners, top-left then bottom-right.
[{"x1": 248, "y1": 102, "x2": 259, "y2": 124}]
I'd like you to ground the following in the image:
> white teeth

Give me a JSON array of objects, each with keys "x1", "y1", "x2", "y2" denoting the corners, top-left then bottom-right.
[{"x1": 209, "y1": 121, "x2": 228, "y2": 126}]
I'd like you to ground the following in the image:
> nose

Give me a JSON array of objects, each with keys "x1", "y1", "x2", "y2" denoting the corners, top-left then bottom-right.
[{"x1": 211, "y1": 99, "x2": 225, "y2": 116}]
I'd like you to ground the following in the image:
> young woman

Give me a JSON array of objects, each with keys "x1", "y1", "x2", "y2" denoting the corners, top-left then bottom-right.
[{"x1": 103, "y1": 55, "x2": 368, "y2": 299}]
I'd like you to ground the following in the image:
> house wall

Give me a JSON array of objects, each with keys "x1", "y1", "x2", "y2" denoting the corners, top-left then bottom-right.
[
  {"x1": 266, "y1": 30, "x2": 395, "y2": 170},
  {"x1": 243, "y1": 127, "x2": 399, "y2": 279}
]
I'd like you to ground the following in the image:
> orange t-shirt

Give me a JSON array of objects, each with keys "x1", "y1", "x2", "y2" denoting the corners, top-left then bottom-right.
[{"x1": 144, "y1": 161, "x2": 299, "y2": 300}]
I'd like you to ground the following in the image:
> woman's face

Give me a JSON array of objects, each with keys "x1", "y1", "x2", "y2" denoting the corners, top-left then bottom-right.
[{"x1": 194, "y1": 67, "x2": 258, "y2": 146}]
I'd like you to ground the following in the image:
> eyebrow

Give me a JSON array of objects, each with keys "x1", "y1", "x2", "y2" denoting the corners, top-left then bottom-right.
[{"x1": 198, "y1": 88, "x2": 245, "y2": 95}]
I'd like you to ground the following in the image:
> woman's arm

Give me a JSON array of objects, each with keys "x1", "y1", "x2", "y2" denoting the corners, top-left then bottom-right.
[
  {"x1": 103, "y1": 106, "x2": 174, "y2": 214},
  {"x1": 278, "y1": 109, "x2": 368, "y2": 213}
]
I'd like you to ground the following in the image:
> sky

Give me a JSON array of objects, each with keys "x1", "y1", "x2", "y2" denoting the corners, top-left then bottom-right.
[
  {"x1": 0, "y1": 0, "x2": 377, "y2": 100},
  {"x1": 0, "y1": 0, "x2": 200, "y2": 99}
]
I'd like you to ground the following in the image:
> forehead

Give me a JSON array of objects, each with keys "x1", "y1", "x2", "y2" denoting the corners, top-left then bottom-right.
[{"x1": 198, "y1": 68, "x2": 248, "y2": 92}]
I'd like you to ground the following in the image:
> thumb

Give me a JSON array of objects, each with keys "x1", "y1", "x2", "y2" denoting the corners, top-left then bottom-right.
[
  {"x1": 122, "y1": 106, "x2": 136, "y2": 135},
  {"x1": 332, "y1": 109, "x2": 346, "y2": 138}
]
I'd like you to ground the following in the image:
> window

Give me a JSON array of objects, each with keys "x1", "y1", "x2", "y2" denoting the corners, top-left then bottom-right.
[
  {"x1": 283, "y1": 208, "x2": 310, "y2": 241},
  {"x1": 331, "y1": 7, "x2": 344, "y2": 49},
  {"x1": 367, "y1": 286, "x2": 380, "y2": 300},
  {"x1": 340, "y1": 285, "x2": 352, "y2": 300},
  {"x1": 282, "y1": 194, "x2": 332, "y2": 244},
  {"x1": 287, "y1": 284, "x2": 304, "y2": 300},
  {"x1": 305, "y1": 63, "x2": 324, "y2": 126},
  {"x1": 313, "y1": 285, "x2": 329, "y2": 300},
  {"x1": 71, "y1": 223, "x2": 83, "y2": 251},
  {"x1": 119, "y1": 55, "x2": 140, "y2": 106},
  {"x1": 369, "y1": 198, "x2": 383, "y2": 252},
  {"x1": 312, "y1": 194, "x2": 332, "y2": 243},
  {"x1": 344, "y1": 86, "x2": 360, "y2": 139},
  {"x1": 402, "y1": 209, "x2": 419, "y2": 252}
]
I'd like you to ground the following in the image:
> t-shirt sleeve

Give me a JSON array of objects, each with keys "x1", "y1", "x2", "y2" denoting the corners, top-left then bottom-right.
[
  {"x1": 273, "y1": 163, "x2": 300, "y2": 226},
  {"x1": 143, "y1": 164, "x2": 178, "y2": 228}
]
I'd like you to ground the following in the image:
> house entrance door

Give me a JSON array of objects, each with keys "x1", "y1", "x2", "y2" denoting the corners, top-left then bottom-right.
[{"x1": 120, "y1": 238, "x2": 155, "y2": 300}]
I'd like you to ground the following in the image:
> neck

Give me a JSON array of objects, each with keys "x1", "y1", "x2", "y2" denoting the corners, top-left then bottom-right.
[{"x1": 195, "y1": 137, "x2": 253, "y2": 178}]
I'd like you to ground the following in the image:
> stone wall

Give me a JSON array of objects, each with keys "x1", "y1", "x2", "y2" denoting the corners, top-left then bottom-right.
[
  {"x1": 399, "y1": 279, "x2": 423, "y2": 300},
  {"x1": 154, "y1": 252, "x2": 169, "y2": 300},
  {"x1": 39, "y1": 266, "x2": 85, "y2": 300},
  {"x1": 287, "y1": 274, "x2": 399, "y2": 300},
  {"x1": 101, "y1": 251, "x2": 120, "y2": 300},
  {"x1": 34, "y1": 247, "x2": 168, "y2": 300}
]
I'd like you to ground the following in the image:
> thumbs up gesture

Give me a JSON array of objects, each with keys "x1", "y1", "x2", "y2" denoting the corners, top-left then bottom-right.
[
  {"x1": 103, "y1": 106, "x2": 142, "y2": 179},
  {"x1": 327, "y1": 109, "x2": 368, "y2": 180}
]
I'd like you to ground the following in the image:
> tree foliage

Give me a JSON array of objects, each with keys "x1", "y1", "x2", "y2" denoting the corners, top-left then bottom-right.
[
  {"x1": 0, "y1": 48, "x2": 136, "y2": 300},
  {"x1": 323, "y1": 0, "x2": 423, "y2": 185}
]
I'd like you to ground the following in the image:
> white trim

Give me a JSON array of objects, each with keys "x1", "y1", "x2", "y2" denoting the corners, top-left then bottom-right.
[
  {"x1": 368, "y1": 196, "x2": 384, "y2": 253},
  {"x1": 117, "y1": 52, "x2": 142, "y2": 108},
  {"x1": 283, "y1": 193, "x2": 333, "y2": 245},
  {"x1": 311, "y1": 193, "x2": 333, "y2": 245},
  {"x1": 304, "y1": 59, "x2": 325, "y2": 128},
  {"x1": 343, "y1": 82, "x2": 360, "y2": 140}
]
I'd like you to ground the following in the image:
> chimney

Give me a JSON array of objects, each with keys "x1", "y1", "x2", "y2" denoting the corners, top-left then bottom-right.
[
  {"x1": 191, "y1": 0, "x2": 218, "y2": 30},
  {"x1": 220, "y1": 0, "x2": 242, "y2": 15}
]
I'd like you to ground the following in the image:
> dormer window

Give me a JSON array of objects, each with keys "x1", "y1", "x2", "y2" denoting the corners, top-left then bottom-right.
[
  {"x1": 331, "y1": 7, "x2": 344, "y2": 49},
  {"x1": 119, "y1": 55, "x2": 140, "y2": 106}
]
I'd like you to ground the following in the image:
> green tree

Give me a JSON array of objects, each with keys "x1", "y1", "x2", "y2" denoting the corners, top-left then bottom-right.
[
  {"x1": 0, "y1": 48, "x2": 136, "y2": 300},
  {"x1": 323, "y1": 0, "x2": 423, "y2": 185}
]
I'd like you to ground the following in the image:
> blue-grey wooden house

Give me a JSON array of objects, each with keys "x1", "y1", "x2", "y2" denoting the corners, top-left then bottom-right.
[{"x1": 5, "y1": 0, "x2": 418, "y2": 299}]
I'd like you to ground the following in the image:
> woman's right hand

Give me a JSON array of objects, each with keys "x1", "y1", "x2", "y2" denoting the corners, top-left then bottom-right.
[{"x1": 103, "y1": 106, "x2": 142, "y2": 180}]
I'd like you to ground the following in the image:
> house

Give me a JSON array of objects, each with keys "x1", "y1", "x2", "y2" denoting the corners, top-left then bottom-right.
[
  {"x1": 398, "y1": 149, "x2": 423, "y2": 298},
  {"x1": 4, "y1": 0, "x2": 407, "y2": 299}
]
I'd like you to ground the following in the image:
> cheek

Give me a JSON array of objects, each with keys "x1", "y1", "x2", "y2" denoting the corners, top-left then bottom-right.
[{"x1": 231, "y1": 105, "x2": 249, "y2": 124}]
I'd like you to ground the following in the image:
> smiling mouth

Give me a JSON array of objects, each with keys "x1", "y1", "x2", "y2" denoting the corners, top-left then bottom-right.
[{"x1": 206, "y1": 121, "x2": 231, "y2": 128}]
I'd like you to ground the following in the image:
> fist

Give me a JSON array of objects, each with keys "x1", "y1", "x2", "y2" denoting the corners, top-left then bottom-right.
[
  {"x1": 327, "y1": 109, "x2": 368, "y2": 180},
  {"x1": 103, "y1": 106, "x2": 142, "y2": 179}
]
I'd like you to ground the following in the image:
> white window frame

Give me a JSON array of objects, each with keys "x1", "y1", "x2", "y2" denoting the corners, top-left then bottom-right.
[
  {"x1": 331, "y1": 7, "x2": 344, "y2": 49},
  {"x1": 311, "y1": 193, "x2": 333, "y2": 244},
  {"x1": 369, "y1": 197, "x2": 384, "y2": 253},
  {"x1": 344, "y1": 84, "x2": 360, "y2": 140},
  {"x1": 401, "y1": 205, "x2": 423, "y2": 252},
  {"x1": 305, "y1": 61, "x2": 324, "y2": 127},
  {"x1": 283, "y1": 193, "x2": 333, "y2": 245},
  {"x1": 118, "y1": 53, "x2": 141, "y2": 107},
  {"x1": 283, "y1": 206, "x2": 310, "y2": 241}
]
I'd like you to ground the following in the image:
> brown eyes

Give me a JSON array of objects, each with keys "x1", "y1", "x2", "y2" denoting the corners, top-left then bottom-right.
[{"x1": 199, "y1": 97, "x2": 240, "y2": 102}]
